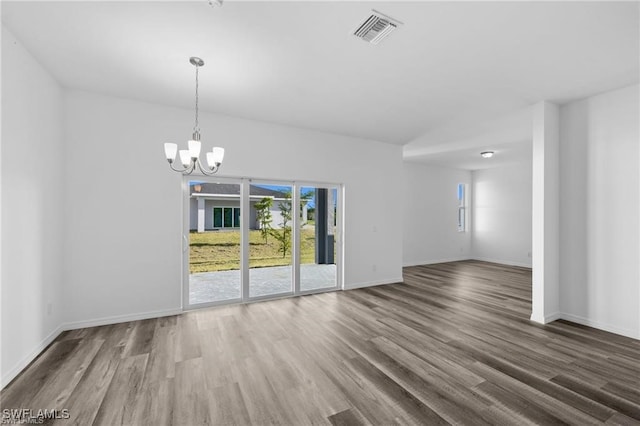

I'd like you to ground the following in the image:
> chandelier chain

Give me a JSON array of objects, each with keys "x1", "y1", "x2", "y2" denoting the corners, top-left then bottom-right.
[
  {"x1": 164, "y1": 56, "x2": 223, "y2": 176},
  {"x1": 194, "y1": 65, "x2": 200, "y2": 133}
]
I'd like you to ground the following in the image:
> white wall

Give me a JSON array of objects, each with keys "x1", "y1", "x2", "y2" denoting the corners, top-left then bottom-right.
[
  {"x1": 559, "y1": 84, "x2": 639, "y2": 339},
  {"x1": 62, "y1": 90, "x2": 404, "y2": 325},
  {"x1": 402, "y1": 163, "x2": 471, "y2": 266},
  {"x1": 1, "y1": 28, "x2": 65, "y2": 386},
  {"x1": 472, "y1": 164, "x2": 532, "y2": 267}
]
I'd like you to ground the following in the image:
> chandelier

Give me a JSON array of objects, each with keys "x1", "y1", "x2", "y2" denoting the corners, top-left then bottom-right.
[{"x1": 163, "y1": 57, "x2": 224, "y2": 175}]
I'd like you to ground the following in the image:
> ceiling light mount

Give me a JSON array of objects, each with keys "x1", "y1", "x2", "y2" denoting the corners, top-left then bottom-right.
[
  {"x1": 163, "y1": 57, "x2": 225, "y2": 175},
  {"x1": 481, "y1": 151, "x2": 495, "y2": 158},
  {"x1": 189, "y1": 57, "x2": 204, "y2": 67}
]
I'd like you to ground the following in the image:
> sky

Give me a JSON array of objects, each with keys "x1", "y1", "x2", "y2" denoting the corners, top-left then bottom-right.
[{"x1": 255, "y1": 184, "x2": 337, "y2": 209}]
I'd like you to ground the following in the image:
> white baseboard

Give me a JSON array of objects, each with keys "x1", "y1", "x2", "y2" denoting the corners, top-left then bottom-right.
[
  {"x1": 471, "y1": 256, "x2": 532, "y2": 269},
  {"x1": 559, "y1": 313, "x2": 639, "y2": 340},
  {"x1": 344, "y1": 277, "x2": 403, "y2": 290},
  {"x1": 531, "y1": 312, "x2": 562, "y2": 324},
  {"x1": 1, "y1": 324, "x2": 63, "y2": 390},
  {"x1": 403, "y1": 257, "x2": 532, "y2": 269},
  {"x1": 403, "y1": 257, "x2": 470, "y2": 267},
  {"x1": 530, "y1": 313, "x2": 546, "y2": 324},
  {"x1": 62, "y1": 307, "x2": 183, "y2": 331},
  {"x1": 544, "y1": 312, "x2": 562, "y2": 323},
  {"x1": 531, "y1": 312, "x2": 561, "y2": 324}
]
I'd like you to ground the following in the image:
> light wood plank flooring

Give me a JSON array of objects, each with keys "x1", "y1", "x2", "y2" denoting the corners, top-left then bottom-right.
[{"x1": 2, "y1": 261, "x2": 639, "y2": 425}]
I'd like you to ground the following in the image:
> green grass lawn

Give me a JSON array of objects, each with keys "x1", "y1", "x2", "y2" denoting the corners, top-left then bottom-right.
[{"x1": 189, "y1": 229, "x2": 319, "y2": 273}]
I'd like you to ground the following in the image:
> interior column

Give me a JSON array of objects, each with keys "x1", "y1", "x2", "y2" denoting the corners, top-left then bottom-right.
[{"x1": 531, "y1": 101, "x2": 560, "y2": 324}]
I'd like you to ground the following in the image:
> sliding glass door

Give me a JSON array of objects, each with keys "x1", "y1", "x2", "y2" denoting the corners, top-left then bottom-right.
[
  {"x1": 249, "y1": 182, "x2": 294, "y2": 299},
  {"x1": 184, "y1": 177, "x2": 342, "y2": 309},
  {"x1": 185, "y1": 179, "x2": 243, "y2": 307},
  {"x1": 299, "y1": 185, "x2": 339, "y2": 292}
]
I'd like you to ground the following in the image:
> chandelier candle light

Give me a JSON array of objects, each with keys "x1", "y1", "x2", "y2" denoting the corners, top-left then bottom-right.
[{"x1": 164, "y1": 57, "x2": 224, "y2": 175}]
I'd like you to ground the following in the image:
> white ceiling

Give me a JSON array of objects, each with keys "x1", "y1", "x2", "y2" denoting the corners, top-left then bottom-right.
[
  {"x1": 405, "y1": 139, "x2": 533, "y2": 171},
  {"x1": 403, "y1": 105, "x2": 533, "y2": 170},
  {"x1": 2, "y1": 1, "x2": 638, "y2": 168}
]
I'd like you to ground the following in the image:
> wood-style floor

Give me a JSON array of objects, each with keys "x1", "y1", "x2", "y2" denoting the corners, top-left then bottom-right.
[{"x1": 2, "y1": 261, "x2": 639, "y2": 425}]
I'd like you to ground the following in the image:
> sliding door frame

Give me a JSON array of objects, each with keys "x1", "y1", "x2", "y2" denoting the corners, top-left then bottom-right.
[
  {"x1": 182, "y1": 175, "x2": 245, "y2": 310},
  {"x1": 246, "y1": 179, "x2": 295, "y2": 302},
  {"x1": 182, "y1": 176, "x2": 344, "y2": 311},
  {"x1": 295, "y1": 181, "x2": 344, "y2": 296}
]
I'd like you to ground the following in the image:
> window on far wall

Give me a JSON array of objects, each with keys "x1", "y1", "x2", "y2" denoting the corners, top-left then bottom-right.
[{"x1": 457, "y1": 183, "x2": 466, "y2": 232}]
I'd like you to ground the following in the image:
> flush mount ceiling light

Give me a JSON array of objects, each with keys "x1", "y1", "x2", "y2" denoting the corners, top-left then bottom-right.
[
  {"x1": 164, "y1": 57, "x2": 224, "y2": 175},
  {"x1": 481, "y1": 151, "x2": 495, "y2": 158}
]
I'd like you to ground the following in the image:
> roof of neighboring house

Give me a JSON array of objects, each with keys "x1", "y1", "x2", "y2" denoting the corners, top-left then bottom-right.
[{"x1": 190, "y1": 183, "x2": 288, "y2": 198}]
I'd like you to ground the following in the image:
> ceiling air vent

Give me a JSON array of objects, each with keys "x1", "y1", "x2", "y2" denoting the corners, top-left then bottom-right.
[{"x1": 353, "y1": 10, "x2": 402, "y2": 45}]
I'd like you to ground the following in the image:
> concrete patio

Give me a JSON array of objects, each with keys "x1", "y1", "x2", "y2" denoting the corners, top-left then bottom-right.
[{"x1": 189, "y1": 263, "x2": 337, "y2": 305}]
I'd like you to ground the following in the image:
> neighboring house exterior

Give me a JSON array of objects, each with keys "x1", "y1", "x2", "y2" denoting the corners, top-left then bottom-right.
[{"x1": 189, "y1": 183, "x2": 301, "y2": 232}]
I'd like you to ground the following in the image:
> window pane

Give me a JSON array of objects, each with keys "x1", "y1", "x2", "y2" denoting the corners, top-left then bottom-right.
[
  {"x1": 224, "y1": 207, "x2": 233, "y2": 228},
  {"x1": 300, "y1": 186, "x2": 338, "y2": 292},
  {"x1": 233, "y1": 208, "x2": 241, "y2": 228},
  {"x1": 189, "y1": 181, "x2": 241, "y2": 306},
  {"x1": 213, "y1": 208, "x2": 223, "y2": 228},
  {"x1": 249, "y1": 183, "x2": 293, "y2": 298}
]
